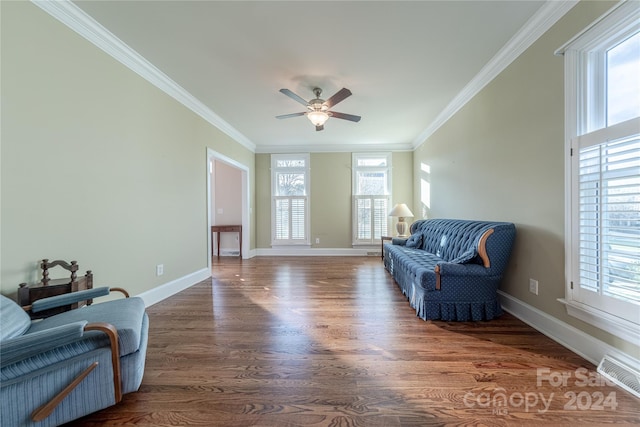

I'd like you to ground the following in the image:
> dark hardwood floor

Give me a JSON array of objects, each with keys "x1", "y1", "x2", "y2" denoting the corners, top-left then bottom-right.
[{"x1": 69, "y1": 256, "x2": 639, "y2": 426}]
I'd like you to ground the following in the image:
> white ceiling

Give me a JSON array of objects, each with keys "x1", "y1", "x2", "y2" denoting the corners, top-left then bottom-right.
[{"x1": 71, "y1": 0, "x2": 550, "y2": 153}]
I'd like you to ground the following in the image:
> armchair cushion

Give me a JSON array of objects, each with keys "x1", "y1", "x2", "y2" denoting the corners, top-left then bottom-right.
[
  {"x1": 0, "y1": 295, "x2": 31, "y2": 340},
  {"x1": 27, "y1": 297, "x2": 146, "y2": 357}
]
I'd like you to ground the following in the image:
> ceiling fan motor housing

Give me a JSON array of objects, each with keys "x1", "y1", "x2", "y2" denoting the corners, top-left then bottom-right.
[
  {"x1": 308, "y1": 100, "x2": 328, "y2": 112},
  {"x1": 308, "y1": 88, "x2": 327, "y2": 111}
]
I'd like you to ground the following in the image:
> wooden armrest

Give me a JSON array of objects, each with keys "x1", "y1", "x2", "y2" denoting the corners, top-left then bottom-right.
[
  {"x1": 477, "y1": 228, "x2": 494, "y2": 268},
  {"x1": 85, "y1": 322, "x2": 122, "y2": 403},
  {"x1": 110, "y1": 287, "x2": 130, "y2": 298}
]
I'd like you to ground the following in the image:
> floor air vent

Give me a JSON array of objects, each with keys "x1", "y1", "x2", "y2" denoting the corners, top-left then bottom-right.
[
  {"x1": 597, "y1": 355, "x2": 640, "y2": 399},
  {"x1": 220, "y1": 250, "x2": 240, "y2": 256}
]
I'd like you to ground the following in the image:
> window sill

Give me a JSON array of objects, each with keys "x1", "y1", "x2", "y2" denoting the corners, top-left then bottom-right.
[{"x1": 558, "y1": 298, "x2": 640, "y2": 346}]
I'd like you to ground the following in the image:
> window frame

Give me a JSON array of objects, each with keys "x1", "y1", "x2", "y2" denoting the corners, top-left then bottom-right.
[
  {"x1": 352, "y1": 152, "x2": 392, "y2": 246},
  {"x1": 270, "y1": 153, "x2": 310, "y2": 246},
  {"x1": 559, "y1": 1, "x2": 640, "y2": 345}
]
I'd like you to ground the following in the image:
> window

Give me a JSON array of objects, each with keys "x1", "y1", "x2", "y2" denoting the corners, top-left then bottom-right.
[
  {"x1": 559, "y1": 1, "x2": 640, "y2": 344},
  {"x1": 352, "y1": 153, "x2": 391, "y2": 245},
  {"x1": 271, "y1": 154, "x2": 310, "y2": 245}
]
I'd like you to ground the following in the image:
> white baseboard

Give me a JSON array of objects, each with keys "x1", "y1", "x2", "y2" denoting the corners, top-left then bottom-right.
[
  {"x1": 498, "y1": 291, "x2": 640, "y2": 372},
  {"x1": 247, "y1": 249, "x2": 257, "y2": 258},
  {"x1": 138, "y1": 268, "x2": 211, "y2": 308},
  {"x1": 255, "y1": 247, "x2": 375, "y2": 256}
]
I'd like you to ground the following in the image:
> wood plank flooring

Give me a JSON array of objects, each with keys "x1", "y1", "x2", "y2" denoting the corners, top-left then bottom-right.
[{"x1": 68, "y1": 257, "x2": 639, "y2": 426}]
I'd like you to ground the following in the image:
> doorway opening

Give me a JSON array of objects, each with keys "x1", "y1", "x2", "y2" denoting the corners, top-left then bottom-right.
[{"x1": 206, "y1": 149, "x2": 250, "y2": 269}]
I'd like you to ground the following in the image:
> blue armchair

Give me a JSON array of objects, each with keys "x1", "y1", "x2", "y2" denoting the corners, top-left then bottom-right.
[{"x1": 1, "y1": 287, "x2": 149, "y2": 427}]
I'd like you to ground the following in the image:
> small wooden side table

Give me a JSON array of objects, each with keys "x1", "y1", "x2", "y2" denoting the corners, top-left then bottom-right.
[
  {"x1": 381, "y1": 236, "x2": 392, "y2": 260},
  {"x1": 211, "y1": 225, "x2": 242, "y2": 258}
]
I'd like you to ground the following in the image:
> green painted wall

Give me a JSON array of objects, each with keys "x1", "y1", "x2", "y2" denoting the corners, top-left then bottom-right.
[
  {"x1": 392, "y1": 151, "x2": 414, "y2": 229},
  {"x1": 255, "y1": 151, "x2": 413, "y2": 248},
  {"x1": 310, "y1": 153, "x2": 352, "y2": 248},
  {"x1": 1, "y1": 2, "x2": 255, "y2": 297},
  {"x1": 413, "y1": 0, "x2": 638, "y2": 356}
]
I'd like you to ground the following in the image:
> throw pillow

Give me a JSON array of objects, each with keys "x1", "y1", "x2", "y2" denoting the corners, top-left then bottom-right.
[{"x1": 405, "y1": 233, "x2": 423, "y2": 248}]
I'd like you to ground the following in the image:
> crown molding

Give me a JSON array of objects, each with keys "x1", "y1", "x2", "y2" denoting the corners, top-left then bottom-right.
[
  {"x1": 413, "y1": 0, "x2": 579, "y2": 149},
  {"x1": 31, "y1": 0, "x2": 256, "y2": 153},
  {"x1": 255, "y1": 142, "x2": 414, "y2": 154}
]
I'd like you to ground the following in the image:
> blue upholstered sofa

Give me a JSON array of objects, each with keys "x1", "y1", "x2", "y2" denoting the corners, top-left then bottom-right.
[{"x1": 383, "y1": 218, "x2": 516, "y2": 321}]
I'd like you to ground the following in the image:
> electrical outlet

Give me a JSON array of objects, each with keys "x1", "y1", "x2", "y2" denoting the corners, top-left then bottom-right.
[
  {"x1": 529, "y1": 278, "x2": 538, "y2": 295},
  {"x1": 315, "y1": 238, "x2": 320, "y2": 244},
  {"x1": 156, "y1": 264, "x2": 164, "y2": 276}
]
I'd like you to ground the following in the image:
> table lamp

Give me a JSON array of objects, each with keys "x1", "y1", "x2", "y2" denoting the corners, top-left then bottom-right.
[{"x1": 389, "y1": 203, "x2": 414, "y2": 237}]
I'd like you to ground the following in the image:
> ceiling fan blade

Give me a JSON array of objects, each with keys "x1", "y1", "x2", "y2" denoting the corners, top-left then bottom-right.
[
  {"x1": 279, "y1": 89, "x2": 308, "y2": 106},
  {"x1": 330, "y1": 112, "x2": 361, "y2": 122},
  {"x1": 276, "y1": 112, "x2": 305, "y2": 119},
  {"x1": 324, "y1": 88, "x2": 352, "y2": 108},
  {"x1": 315, "y1": 125, "x2": 324, "y2": 131}
]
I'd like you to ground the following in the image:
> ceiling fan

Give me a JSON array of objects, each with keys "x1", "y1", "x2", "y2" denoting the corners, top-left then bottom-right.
[{"x1": 276, "y1": 87, "x2": 361, "y2": 131}]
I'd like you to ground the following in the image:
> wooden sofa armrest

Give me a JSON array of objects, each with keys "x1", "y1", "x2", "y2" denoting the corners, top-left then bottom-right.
[{"x1": 477, "y1": 228, "x2": 494, "y2": 268}]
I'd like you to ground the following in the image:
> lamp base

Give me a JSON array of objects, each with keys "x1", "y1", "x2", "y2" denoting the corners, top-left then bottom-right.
[{"x1": 396, "y1": 218, "x2": 409, "y2": 237}]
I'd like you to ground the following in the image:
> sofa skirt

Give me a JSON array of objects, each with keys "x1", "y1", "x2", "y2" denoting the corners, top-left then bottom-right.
[{"x1": 417, "y1": 299, "x2": 502, "y2": 321}]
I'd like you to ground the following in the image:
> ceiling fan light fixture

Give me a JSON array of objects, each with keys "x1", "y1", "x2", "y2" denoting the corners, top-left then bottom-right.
[
  {"x1": 277, "y1": 87, "x2": 360, "y2": 131},
  {"x1": 307, "y1": 110, "x2": 329, "y2": 127}
]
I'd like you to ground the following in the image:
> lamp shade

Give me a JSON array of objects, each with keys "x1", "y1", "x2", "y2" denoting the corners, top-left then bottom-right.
[{"x1": 388, "y1": 203, "x2": 414, "y2": 218}]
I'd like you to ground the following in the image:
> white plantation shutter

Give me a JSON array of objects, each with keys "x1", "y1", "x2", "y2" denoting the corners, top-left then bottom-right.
[
  {"x1": 373, "y1": 198, "x2": 388, "y2": 239},
  {"x1": 574, "y1": 119, "x2": 640, "y2": 318},
  {"x1": 355, "y1": 197, "x2": 372, "y2": 240},
  {"x1": 275, "y1": 199, "x2": 289, "y2": 240},
  {"x1": 291, "y1": 197, "x2": 306, "y2": 240},
  {"x1": 355, "y1": 196, "x2": 389, "y2": 241}
]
